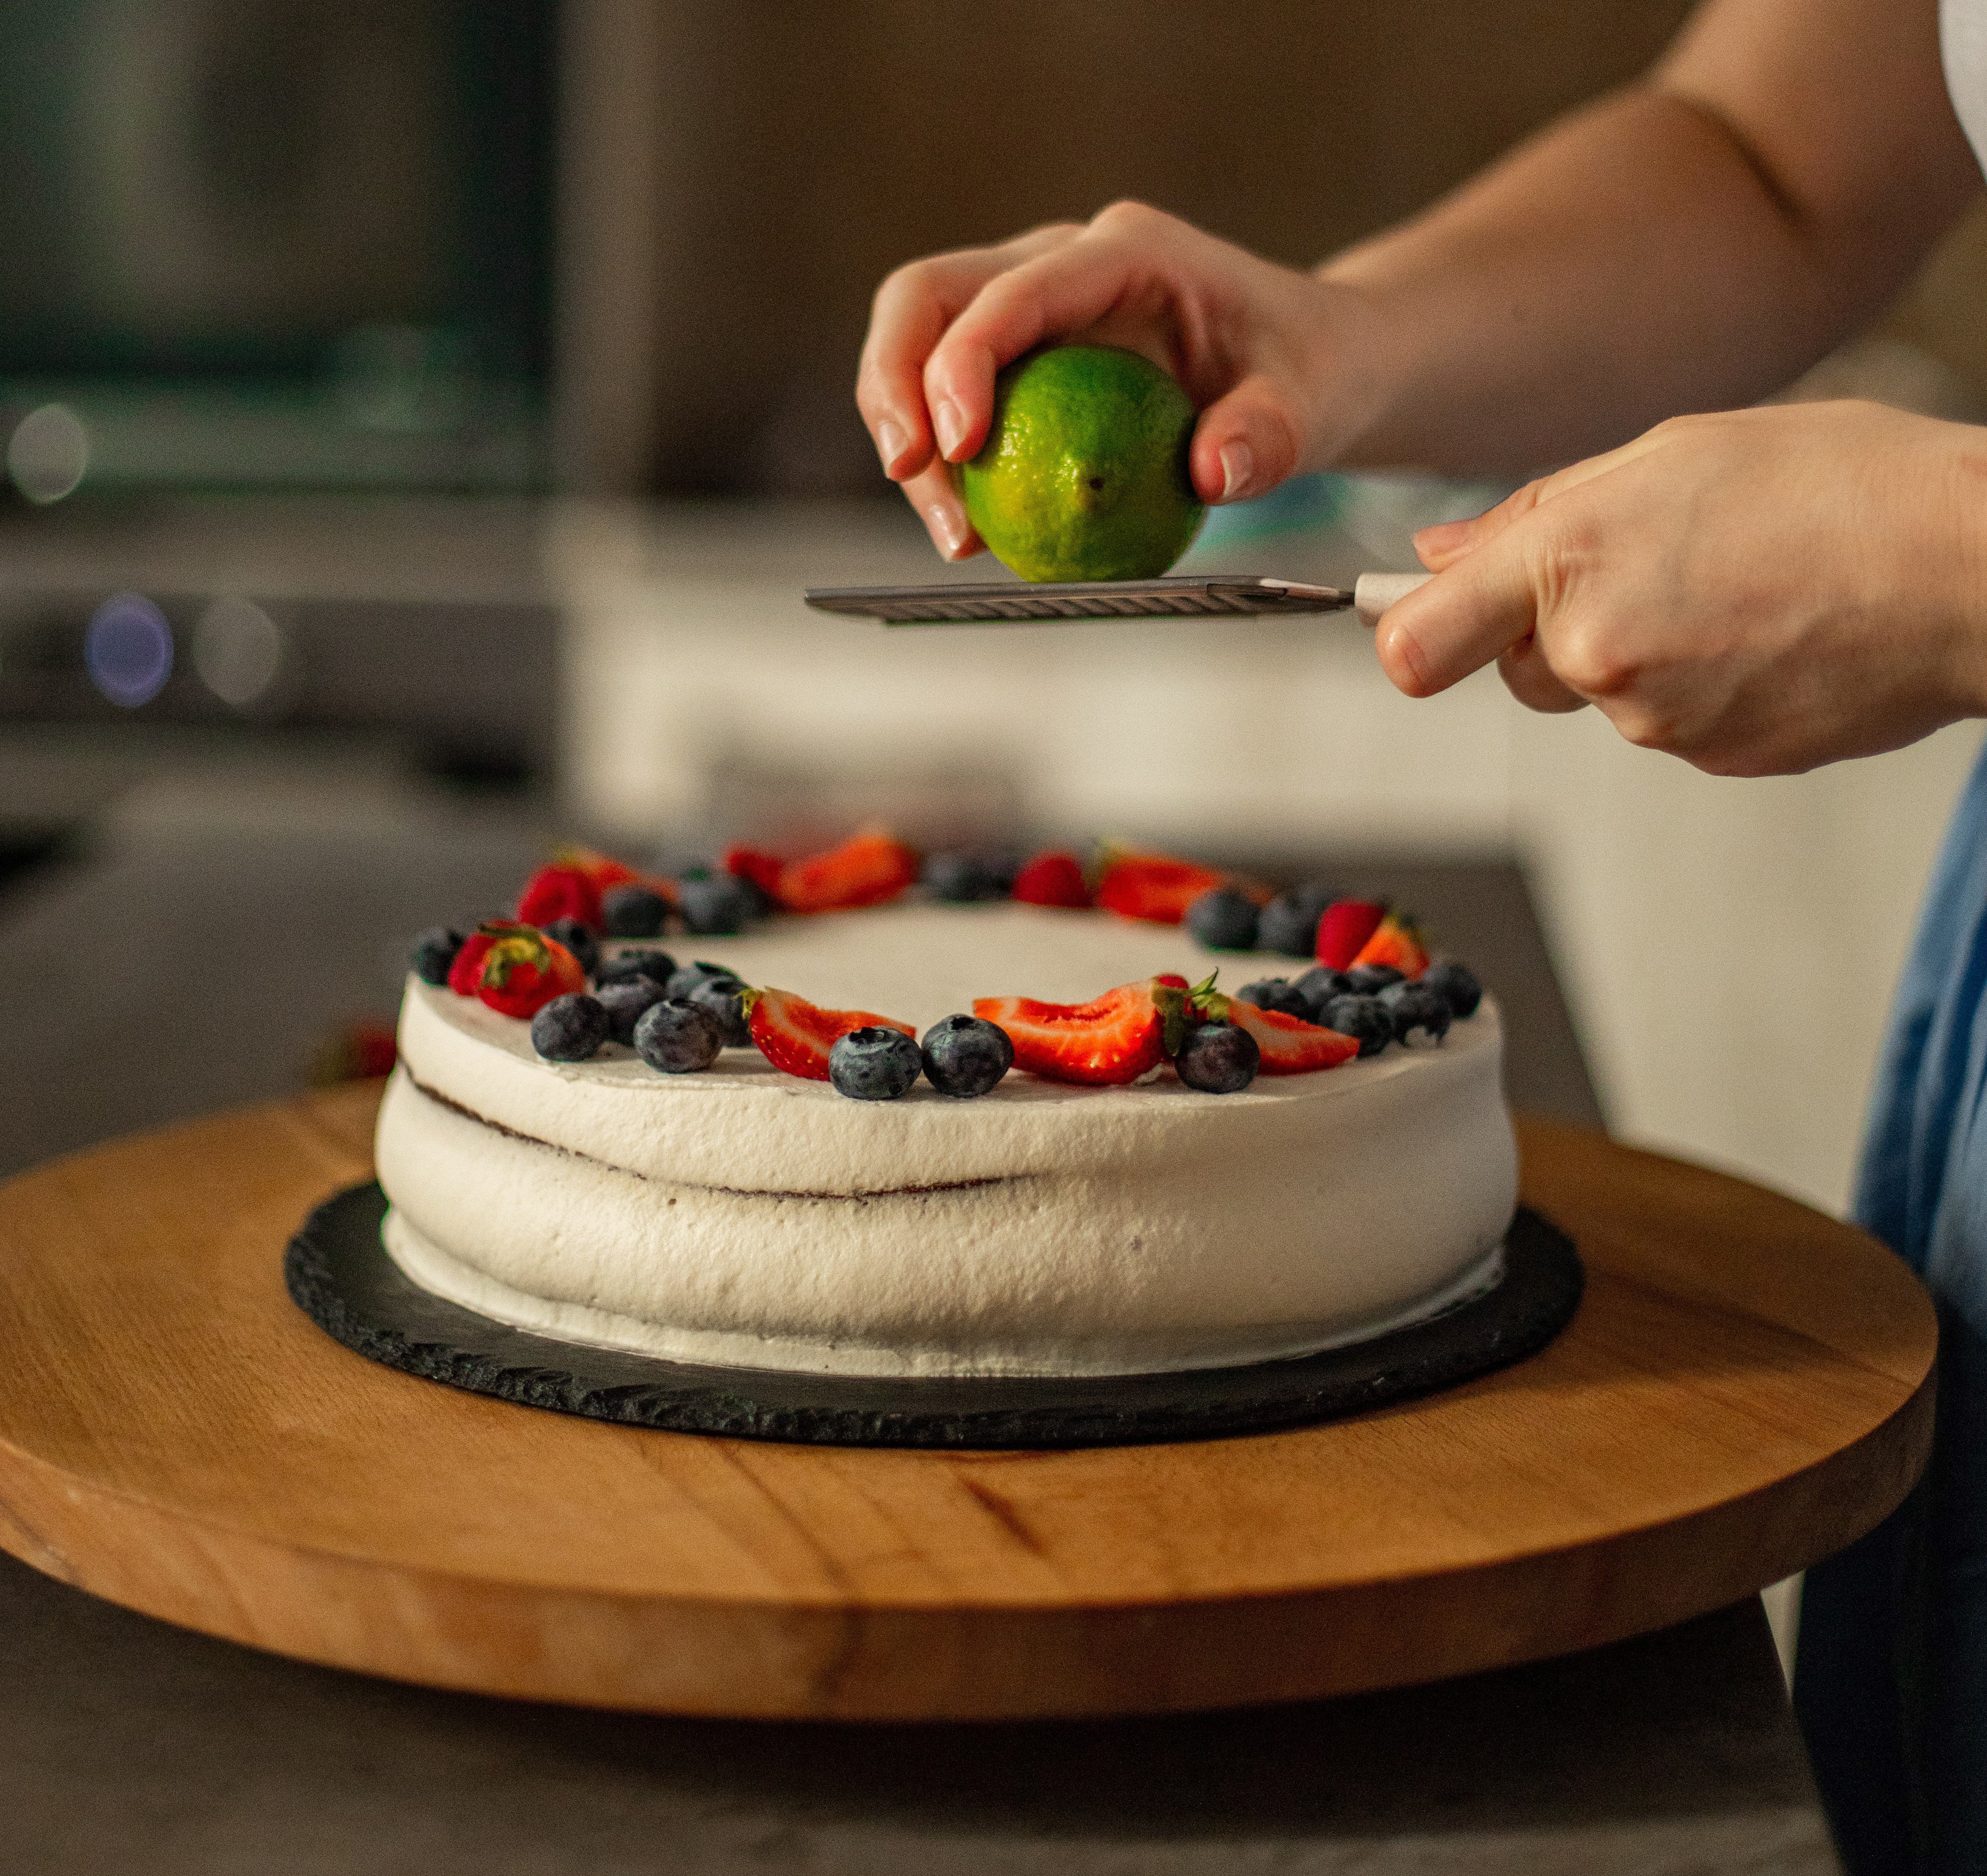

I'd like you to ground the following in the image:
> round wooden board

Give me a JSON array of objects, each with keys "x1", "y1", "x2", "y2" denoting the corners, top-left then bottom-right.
[{"x1": 0, "y1": 1083, "x2": 1937, "y2": 1721}]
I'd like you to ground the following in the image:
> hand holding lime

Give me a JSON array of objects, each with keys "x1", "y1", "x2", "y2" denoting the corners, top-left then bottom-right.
[{"x1": 956, "y1": 345, "x2": 1205, "y2": 582}]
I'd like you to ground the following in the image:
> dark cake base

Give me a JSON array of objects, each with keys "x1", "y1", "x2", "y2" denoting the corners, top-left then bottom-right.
[{"x1": 285, "y1": 1184, "x2": 1582, "y2": 1450}]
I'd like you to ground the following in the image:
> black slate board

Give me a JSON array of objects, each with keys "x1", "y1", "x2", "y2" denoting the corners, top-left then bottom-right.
[{"x1": 285, "y1": 1185, "x2": 1581, "y2": 1450}]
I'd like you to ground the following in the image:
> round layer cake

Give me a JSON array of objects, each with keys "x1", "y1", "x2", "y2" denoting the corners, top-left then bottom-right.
[{"x1": 375, "y1": 902, "x2": 1517, "y2": 1379}]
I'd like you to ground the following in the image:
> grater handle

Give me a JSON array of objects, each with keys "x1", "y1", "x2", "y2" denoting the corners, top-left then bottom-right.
[{"x1": 1353, "y1": 570, "x2": 1432, "y2": 627}]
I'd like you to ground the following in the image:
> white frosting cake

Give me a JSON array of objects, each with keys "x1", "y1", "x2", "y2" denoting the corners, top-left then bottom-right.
[{"x1": 375, "y1": 903, "x2": 1518, "y2": 1379}]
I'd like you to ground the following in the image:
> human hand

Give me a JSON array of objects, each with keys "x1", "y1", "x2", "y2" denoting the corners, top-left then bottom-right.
[
  {"x1": 855, "y1": 203, "x2": 1362, "y2": 560},
  {"x1": 1373, "y1": 400, "x2": 1987, "y2": 775}
]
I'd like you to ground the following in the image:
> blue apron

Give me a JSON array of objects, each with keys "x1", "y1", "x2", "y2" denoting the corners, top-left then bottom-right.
[{"x1": 1795, "y1": 736, "x2": 1987, "y2": 1874}]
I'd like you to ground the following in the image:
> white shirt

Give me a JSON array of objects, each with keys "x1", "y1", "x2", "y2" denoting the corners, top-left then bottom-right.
[{"x1": 1944, "y1": 0, "x2": 1987, "y2": 170}]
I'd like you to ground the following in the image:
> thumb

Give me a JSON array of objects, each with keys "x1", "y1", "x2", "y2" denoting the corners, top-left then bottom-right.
[
  {"x1": 1188, "y1": 374, "x2": 1304, "y2": 505},
  {"x1": 1374, "y1": 527, "x2": 1545, "y2": 698}
]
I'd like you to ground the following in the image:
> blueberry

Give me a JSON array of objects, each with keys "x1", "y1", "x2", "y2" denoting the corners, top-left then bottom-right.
[
  {"x1": 540, "y1": 917, "x2": 600, "y2": 978},
  {"x1": 601, "y1": 883, "x2": 669, "y2": 938},
  {"x1": 687, "y1": 974, "x2": 751, "y2": 1046},
  {"x1": 732, "y1": 874, "x2": 777, "y2": 921},
  {"x1": 1422, "y1": 959, "x2": 1484, "y2": 1019},
  {"x1": 922, "y1": 851, "x2": 1001, "y2": 903},
  {"x1": 664, "y1": 959, "x2": 736, "y2": 1001},
  {"x1": 1345, "y1": 963, "x2": 1406, "y2": 995},
  {"x1": 596, "y1": 976, "x2": 668, "y2": 1044},
  {"x1": 1237, "y1": 977, "x2": 1311, "y2": 1019},
  {"x1": 409, "y1": 926, "x2": 464, "y2": 986},
  {"x1": 632, "y1": 998, "x2": 724, "y2": 1073},
  {"x1": 980, "y1": 849, "x2": 1025, "y2": 895},
  {"x1": 920, "y1": 1013, "x2": 1015, "y2": 1097},
  {"x1": 1175, "y1": 1020, "x2": 1261, "y2": 1092},
  {"x1": 596, "y1": 948, "x2": 676, "y2": 989},
  {"x1": 1293, "y1": 965, "x2": 1353, "y2": 1022},
  {"x1": 1378, "y1": 981, "x2": 1452, "y2": 1047},
  {"x1": 677, "y1": 874, "x2": 755, "y2": 936},
  {"x1": 1185, "y1": 887, "x2": 1260, "y2": 951},
  {"x1": 829, "y1": 1026, "x2": 923, "y2": 1100},
  {"x1": 531, "y1": 993, "x2": 609, "y2": 1062},
  {"x1": 1257, "y1": 880, "x2": 1343, "y2": 957},
  {"x1": 1321, "y1": 993, "x2": 1394, "y2": 1058}
]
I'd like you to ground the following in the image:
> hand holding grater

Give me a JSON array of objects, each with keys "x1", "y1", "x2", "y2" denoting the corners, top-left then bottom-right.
[{"x1": 804, "y1": 571, "x2": 1432, "y2": 627}]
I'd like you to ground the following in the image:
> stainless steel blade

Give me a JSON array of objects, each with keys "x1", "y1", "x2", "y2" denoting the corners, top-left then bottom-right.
[{"x1": 804, "y1": 571, "x2": 1429, "y2": 626}]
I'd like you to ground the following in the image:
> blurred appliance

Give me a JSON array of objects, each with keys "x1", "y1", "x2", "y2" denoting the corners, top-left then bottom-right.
[{"x1": 0, "y1": 0, "x2": 554, "y2": 493}]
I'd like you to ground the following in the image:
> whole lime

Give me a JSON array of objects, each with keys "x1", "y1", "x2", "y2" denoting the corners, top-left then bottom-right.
[{"x1": 956, "y1": 345, "x2": 1204, "y2": 582}]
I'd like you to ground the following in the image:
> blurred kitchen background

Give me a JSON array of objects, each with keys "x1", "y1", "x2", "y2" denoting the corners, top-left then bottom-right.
[{"x1": 5, "y1": 0, "x2": 1987, "y2": 1233}]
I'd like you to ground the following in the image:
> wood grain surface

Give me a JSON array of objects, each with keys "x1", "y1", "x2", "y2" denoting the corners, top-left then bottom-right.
[{"x1": 0, "y1": 1083, "x2": 1937, "y2": 1721}]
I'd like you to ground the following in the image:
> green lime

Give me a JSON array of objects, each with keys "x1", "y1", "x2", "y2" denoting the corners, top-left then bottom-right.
[{"x1": 956, "y1": 345, "x2": 1205, "y2": 582}]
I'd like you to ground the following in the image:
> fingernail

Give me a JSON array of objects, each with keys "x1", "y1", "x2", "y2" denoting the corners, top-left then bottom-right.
[
  {"x1": 926, "y1": 502, "x2": 969, "y2": 558},
  {"x1": 1219, "y1": 441, "x2": 1254, "y2": 502},
  {"x1": 1414, "y1": 518, "x2": 1470, "y2": 556},
  {"x1": 933, "y1": 398, "x2": 967, "y2": 460},
  {"x1": 876, "y1": 417, "x2": 909, "y2": 476}
]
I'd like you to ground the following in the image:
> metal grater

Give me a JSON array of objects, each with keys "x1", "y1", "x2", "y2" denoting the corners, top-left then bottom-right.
[{"x1": 804, "y1": 571, "x2": 1428, "y2": 627}]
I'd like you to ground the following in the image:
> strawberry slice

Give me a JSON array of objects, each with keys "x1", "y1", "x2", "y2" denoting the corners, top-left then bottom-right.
[
  {"x1": 743, "y1": 986, "x2": 916, "y2": 1080},
  {"x1": 1092, "y1": 846, "x2": 1229, "y2": 925},
  {"x1": 1011, "y1": 849, "x2": 1091, "y2": 908},
  {"x1": 972, "y1": 976, "x2": 1189, "y2": 1085},
  {"x1": 777, "y1": 827, "x2": 920, "y2": 913},
  {"x1": 516, "y1": 861, "x2": 605, "y2": 932},
  {"x1": 1192, "y1": 979, "x2": 1359, "y2": 1075},
  {"x1": 1351, "y1": 911, "x2": 1430, "y2": 980},
  {"x1": 724, "y1": 844, "x2": 787, "y2": 900},
  {"x1": 1315, "y1": 898, "x2": 1387, "y2": 970},
  {"x1": 451, "y1": 921, "x2": 587, "y2": 1019}
]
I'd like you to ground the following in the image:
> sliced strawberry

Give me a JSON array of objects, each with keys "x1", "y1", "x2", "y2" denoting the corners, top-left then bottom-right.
[
  {"x1": 724, "y1": 844, "x2": 787, "y2": 900},
  {"x1": 516, "y1": 862, "x2": 604, "y2": 932},
  {"x1": 460, "y1": 921, "x2": 587, "y2": 1019},
  {"x1": 776, "y1": 827, "x2": 921, "y2": 914},
  {"x1": 1192, "y1": 980, "x2": 1360, "y2": 1075},
  {"x1": 1315, "y1": 898, "x2": 1387, "y2": 970},
  {"x1": 1092, "y1": 846, "x2": 1229, "y2": 925},
  {"x1": 1352, "y1": 911, "x2": 1430, "y2": 979},
  {"x1": 743, "y1": 986, "x2": 916, "y2": 1080},
  {"x1": 972, "y1": 975, "x2": 1189, "y2": 1086},
  {"x1": 1011, "y1": 849, "x2": 1091, "y2": 908}
]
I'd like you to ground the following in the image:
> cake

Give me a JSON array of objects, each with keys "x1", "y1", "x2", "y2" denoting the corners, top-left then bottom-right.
[{"x1": 374, "y1": 851, "x2": 1518, "y2": 1383}]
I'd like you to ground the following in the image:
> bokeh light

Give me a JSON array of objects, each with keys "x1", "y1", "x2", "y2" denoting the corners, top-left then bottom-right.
[
  {"x1": 85, "y1": 594, "x2": 174, "y2": 708},
  {"x1": 193, "y1": 596, "x2": 286, "y2": 708},
  {"x1": 7, "y1": 404, "x2": 90, "y2": 504}
]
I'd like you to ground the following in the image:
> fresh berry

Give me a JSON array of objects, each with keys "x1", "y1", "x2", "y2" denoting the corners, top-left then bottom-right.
[
  {"x1": 1321, "y1": 993, "x2": 1394, "y2": 1058},
  {"x1": 531, "y1": 993, "x2": 609, "y2": 1062},
  {"x1": 1185, "y1": 887, "x2": 1260, "y2": 951},
  {"x1": 597, "y1": 949, "x2": 676, "y2": 988},
  {"x1": 597, "y1": 975, "x2": 668, "y2": 1044},
  {"x1": 1315, "y1": 898, "x2": 1387, "y2": 970},
  {"x1": 1093, "y1": 847, "x2": 1228, "y2": 924},
  {"x1": 561, "y1": 848, "x2": 642, "y2": 893},
  {"x1": 920, "y1": 1014, "x2": 1015, "y2": 1097},
  {"x1": 677, "y1": 874, "x2": 756, "y2": 935},
  {"x1": 1378, "y1": 980, "x2": 1452, "y2": 1047},
  {"x1": 1174, "y1": 1021, "x2": 1260, "y2": 1093},
  {"x1": 458, "y1": 923, "x2": 588, "y2": 1020},
  {"x1": 664, "y1": 959, "x2": 736, "y2": 1000},
  {"x1": 600, "y1": 883, "x2": 669, "y2": 938},
  {"x1": 972, "y1": 976, "x2": 1189, "y2": 1086},
  {"x1": 1293, "y1": 965, "x2": 1354, "y2": 1020},
  {"x1": 1422, "y1": 959, "x2": 1484, "y2": 1019},
  {"x1": 1011, "y1": 849, "x2": 1091, "y2": 908},
  {"x1": 777, "y1": 828, "x2": 920, "y2": 913},
  {"x1": 829, "y1": 1026, "x2": 924, "y2": 1100},
  {"x1": 744, "y1": 987, "x2": 916, "y2": 1081},
  {"x1": 687, "y1": 974, "x2": 751, "y2": 1046},
  {"x1": 516, "y1": 862, "x2": 604, "y2": 933},
  {"x1": 1351, "y1": 910, "x2": 1430, "y2": 979},
  {"x1": 540, "y1": 917, "x2": 600, "y2": 979},
  {"x1": 923, "y1": 850, "x2": 1002, "y2": 903},
  {"x1": 723, "y1": 844, "x2": 786, "y2": 902},
  {"x1": 1237, "y1": 976, "x2": 1312, "y2": 1019},
  {"x1": 1257, "y1": 882, "x2": 1343, "y2": 957},
  {"x1": 409, "y1": 926, "x2": 464, "y2": 986},
  {"x1": 1194, "y1": 979, "x2": 1360, "y2": 1074},
  {"x1": 1345, "y1": 963, "x2": 1406, "y2": 995},
  {"x1": 633, "y1": 998, "x2": 724, "y2": 1073}
]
